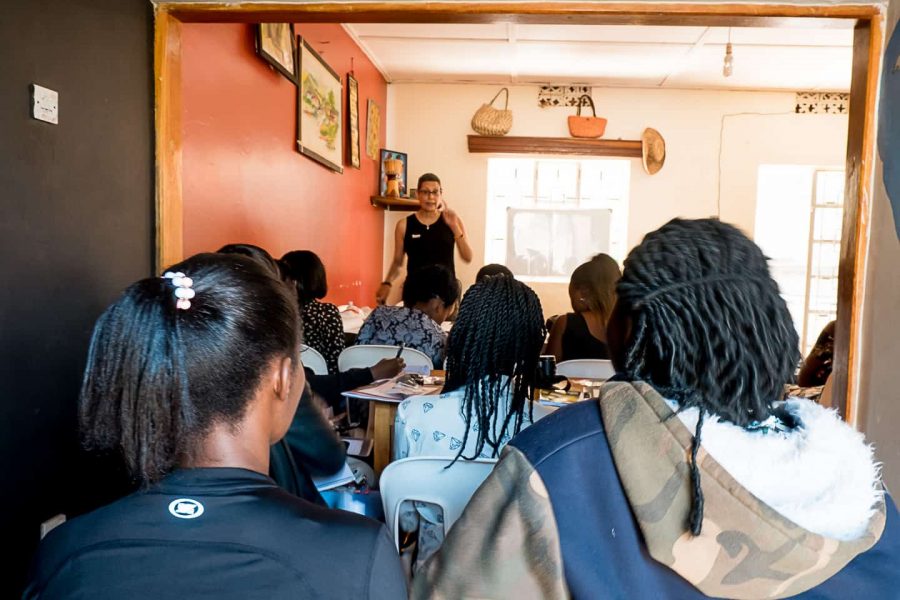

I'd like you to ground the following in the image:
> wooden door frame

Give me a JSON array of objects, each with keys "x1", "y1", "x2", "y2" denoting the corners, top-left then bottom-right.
[{"x1": 153, "y1": 1, "x2": 884, "y2": 426}]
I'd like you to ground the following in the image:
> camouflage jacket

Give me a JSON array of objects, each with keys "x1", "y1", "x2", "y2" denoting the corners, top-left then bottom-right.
[{"x1": 414, "y1": 381, "x2": 899, "y2": 599}]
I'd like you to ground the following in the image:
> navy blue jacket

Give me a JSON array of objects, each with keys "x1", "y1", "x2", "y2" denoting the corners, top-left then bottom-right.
[{"x1": 511, "y1": 400, "x2": 900, "y2": 599}]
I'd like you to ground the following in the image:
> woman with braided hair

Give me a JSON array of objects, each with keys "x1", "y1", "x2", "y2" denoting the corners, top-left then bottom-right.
[
  {"x1": 397, "y1": 273, "x2": 549, "y2": 461},
  {"x1": 395, "y1": 274, "x2": 550, "y2": 573},
  {"x1": 415, "y1": 218, "x2": 898, "y2": 599},
  {"x1": 25, "y1": 253, "x2": 406, "y2": 599}
]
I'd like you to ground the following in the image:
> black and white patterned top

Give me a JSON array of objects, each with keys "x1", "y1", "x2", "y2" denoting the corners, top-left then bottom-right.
[
  {"x1": 300, "y1": 300, "x2": 345, "y2": 374},
  {"x1": 355, "y1": 305, "x2": 446, "y2": 368}
]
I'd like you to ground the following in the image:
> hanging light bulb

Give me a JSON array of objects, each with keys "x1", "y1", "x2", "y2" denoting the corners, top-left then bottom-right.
[{"x1": 723, "y1": 29, "x2": 734, "y2": 77}]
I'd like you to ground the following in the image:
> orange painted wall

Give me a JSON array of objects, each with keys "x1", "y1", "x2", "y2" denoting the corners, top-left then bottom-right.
[{"x1": 181, "y1": 23, "x2": 386, "y2": 305}]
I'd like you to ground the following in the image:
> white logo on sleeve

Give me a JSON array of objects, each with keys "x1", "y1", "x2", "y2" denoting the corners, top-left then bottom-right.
[{"x1": 168, "y1": 498, "x2": 205, "y2": 519}]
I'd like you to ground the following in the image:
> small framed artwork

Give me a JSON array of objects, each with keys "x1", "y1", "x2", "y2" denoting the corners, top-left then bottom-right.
[
  {"x1": 379, "y1": 149, "x2": 408, "y2": 197},
  {"x1": 366, "y1": 99, "x2": 381, "y2": 160},
  {"x1": 296, "y1": 36, "x2": 343, "y2": 173},
  {"x1": 346, "y1": 74, "x2": 361, "y2": 169},
  {"x1": 255, "y1": 24, "x2": 297, "y2": 83}
]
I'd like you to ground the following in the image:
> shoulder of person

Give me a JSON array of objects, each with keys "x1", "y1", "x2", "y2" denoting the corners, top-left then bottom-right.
[
  {"x1": 510, "y1": 399, "x2": 605, "y2": 464},
  {"x1": 321, "y1": 301, "x2": 341, "y2": 317},
  {"x1": 551, "y1": 313, "x2": 569, "y2": 331}
]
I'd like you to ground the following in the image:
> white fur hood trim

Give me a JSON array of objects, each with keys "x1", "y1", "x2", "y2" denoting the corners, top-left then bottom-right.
[{"x1": 674, "y1": 398, "x2": 883, "y2": 541}]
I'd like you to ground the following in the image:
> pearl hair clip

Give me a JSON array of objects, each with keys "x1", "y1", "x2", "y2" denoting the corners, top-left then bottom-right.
[{"x1": 163, "y1": 271, "x2": 195, "y2": 310}]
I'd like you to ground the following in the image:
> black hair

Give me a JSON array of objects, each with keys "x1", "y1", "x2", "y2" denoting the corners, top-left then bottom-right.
[
  {"x1": 444, "y1": 276, "x2": 545, "y2": 462},
  {"x1": 401, "y1": 264, "x2": 460, "y2": 308},
  {"x1": 280, "y1": 250, "x2": 328, "y2": 304},
  {"x1": 79, "y1": 253, "x2": 301, "y2": 484},
  {"x1": 475, "y1": 263, "x2": 514, "y2": 283},
  {"x1": 216, "y1": 243, "x2": 281, "y2": 279},
  {"x1": 417, "y1": 172, "x2": 441, "y2": 189},
  {"x1": 614, "y1": 218, "x2": 799, "y2": 535},
  {"x1": 570, "y1": 254, "x2": 620, "y2": 322}
]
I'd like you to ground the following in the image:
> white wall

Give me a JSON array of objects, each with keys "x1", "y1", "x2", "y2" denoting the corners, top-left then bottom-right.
[{"x1": 385, "y1": 83, "x2": 848, "y2": 315}]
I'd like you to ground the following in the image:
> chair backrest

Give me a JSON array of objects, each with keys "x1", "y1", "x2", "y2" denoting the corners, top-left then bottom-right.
[
  {"x1": 379, "y1": 456, "x2": 496, "y2": 549},
  {"x1": 556, "y1": 358, "x2": 615, "y2": 380},
  {"x1": 338, "y1": 344, "x2": 433, "y2": 372},
  {"x1": 300, "y1": 345, "x2": 329, "y2": 375}
]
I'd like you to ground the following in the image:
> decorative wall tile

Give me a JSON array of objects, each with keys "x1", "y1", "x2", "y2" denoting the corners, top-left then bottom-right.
[
  {"x1": 795, "y1": 92, "x2": 849, "y2": 114},
  {"x1": 538, "y1": 85, "x2": 592, "y2": 108}
]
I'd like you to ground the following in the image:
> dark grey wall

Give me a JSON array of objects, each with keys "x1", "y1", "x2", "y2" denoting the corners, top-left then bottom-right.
[{"x1": 0, "y1": 0, "x2": 153, "y2": 593}]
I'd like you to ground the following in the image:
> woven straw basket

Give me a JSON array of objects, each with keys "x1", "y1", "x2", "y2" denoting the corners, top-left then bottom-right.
[{"x1": 471, "y1": 88, "x2": 512, "y2": 136}]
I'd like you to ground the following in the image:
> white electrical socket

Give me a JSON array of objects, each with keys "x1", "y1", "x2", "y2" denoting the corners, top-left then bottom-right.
[
  {"x1": 31, "y1": 84, "x2": 59, "y2": 125},
  {"x1": 40, "y1": 513, "x2": 66, "y2": 539}
]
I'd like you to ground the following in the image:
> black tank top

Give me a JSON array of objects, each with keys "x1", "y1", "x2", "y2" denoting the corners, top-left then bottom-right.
[
  {"x1": 404, "y1": 214, "x2": 456, "y2": 277},
  {"x1": 561, "y1": 312, "x2": 610, "y2": 362}
]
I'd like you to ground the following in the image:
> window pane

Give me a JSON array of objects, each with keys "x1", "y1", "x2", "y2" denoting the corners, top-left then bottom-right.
[{"x1": 486, "y1": 157, "x2": 629, "y2": 281}]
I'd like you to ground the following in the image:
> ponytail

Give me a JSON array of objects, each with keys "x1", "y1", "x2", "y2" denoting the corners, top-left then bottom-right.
[
  {"x1": 80, "y1": 278, "x2": 197, "y2": 483},
  {"x1": 79, "y1": 253, "x2": 300, "y2": 484}
]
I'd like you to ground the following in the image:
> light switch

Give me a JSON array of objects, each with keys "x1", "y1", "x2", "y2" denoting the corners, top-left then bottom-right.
[{"x1": 31, "y1": 84, "x2": 59, "y2": 124}]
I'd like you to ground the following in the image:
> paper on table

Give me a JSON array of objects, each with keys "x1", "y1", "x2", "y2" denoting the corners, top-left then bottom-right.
[
  {"x1": 342, "y1": 374, "x2": 442, "y2": 403},
  {"x1": 313, "y1": 462, "x2": 356, "y2": 492}
]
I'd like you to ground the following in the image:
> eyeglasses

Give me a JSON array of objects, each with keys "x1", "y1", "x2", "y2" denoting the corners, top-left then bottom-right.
[{"x1": 417, "y1": 189, "x2": 442, "y2": 197}]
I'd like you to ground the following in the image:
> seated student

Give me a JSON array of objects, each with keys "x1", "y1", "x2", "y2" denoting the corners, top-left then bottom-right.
[
  {"x1": 475, "y1": 263, "x2": 513, "y2": 283},
  {"x1": 546, "y1": 254, "x2": 620, "y2": 363},
  {"x1": 798, "y1": 320, "x2": 836, "y2": 388},
  {"x1": 415, "y1": 218, "x2": 898, "y2": 599},
  {"x1": 281, "y1": 250, "x2": 345, "y2": 374},
  {"x1": 25, "y1": 253, "x2": 406, "y2": 599},
  {"x1": 217, "y1": 243, "x2": 349, "y2": 502},
  {"x1": 395, "y1": 275, "x2": 550, "y2": 573},
  {"x1": 219, "y1": 246, "x2": 404, "y2": 422},
  {"x1": 397, "y1": 274, "x2": 549, "y2": 460},
  {"x1": 356, "y1": 265, "x2": 460, "y2": 367}
]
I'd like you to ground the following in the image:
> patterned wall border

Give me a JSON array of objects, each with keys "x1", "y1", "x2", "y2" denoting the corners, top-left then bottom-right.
[{"x1": 795, "y1": 92, "x2": 849, "y2": 114}]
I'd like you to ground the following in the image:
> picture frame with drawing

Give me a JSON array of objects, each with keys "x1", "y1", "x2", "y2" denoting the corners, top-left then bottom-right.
[
  {"x1": 296, "y1": 36, "x2": 343, "y2": 173},
  {"x1": 346, "y1": 73, "x2": 361, "y2": 169},
  {"x1": 366, "y1": 99, "x2": 380, "y2": 160},
  {"x1": 255, "y1": 24, "x2": 297, "y2": 83}
]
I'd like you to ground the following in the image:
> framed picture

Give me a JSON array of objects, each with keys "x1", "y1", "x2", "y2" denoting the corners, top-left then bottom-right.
[
  {"x1": 296, "y1": 36, "x2": 343, "y2": 173},
  {"x1": 346, "y1": 74, "x2": 361, "y2": 169},
  {"x1": 379, "y1": 149, "x2": 408, "y2": 197},
  {"x1": 255, "y1": 24, "x2": 297, "y2": 83},
  {"x1": 366, "y1": 99, "x2": 381, "y2": 160}
]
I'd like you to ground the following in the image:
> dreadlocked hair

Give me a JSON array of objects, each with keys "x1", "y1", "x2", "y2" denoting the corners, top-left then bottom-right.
[
  {"x1": 443, "y1": 275, "x2": 545, "y2": 463},
  {"x1": 616, "y1": 218, "x2": 799, "y2": 536}
]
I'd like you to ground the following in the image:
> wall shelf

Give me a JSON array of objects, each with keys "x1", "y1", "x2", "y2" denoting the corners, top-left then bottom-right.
[
  {"x1": 371, "y1": 195, "x2": 419, "y2": 211},
  {"x1": 467, "y1": 135, "x2": 642, "y2": 158}
]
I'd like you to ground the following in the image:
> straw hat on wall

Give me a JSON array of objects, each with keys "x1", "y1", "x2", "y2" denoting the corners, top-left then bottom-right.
[{"x1": 642, "y1": 128, "x2": 666, "y2": 175}]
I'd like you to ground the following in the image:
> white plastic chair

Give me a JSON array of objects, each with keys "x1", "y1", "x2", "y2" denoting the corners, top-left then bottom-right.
[
  {"x1": 379, "y1": 456, "x2": 497, "y2": 549},
  {"x1": 556, "y1": 359, "x2": 615, "y2": 380},
  {"x1": 338, "y1": 344, "x2": 433, "y2": 372},
  {"x1": 300, "y1": 345, "x2": 329, "y2": 375}
]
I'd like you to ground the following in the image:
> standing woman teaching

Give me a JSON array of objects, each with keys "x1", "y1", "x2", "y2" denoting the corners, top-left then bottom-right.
[{"x1": 375, "y1": 172, "x2": 473, "y2": 305}]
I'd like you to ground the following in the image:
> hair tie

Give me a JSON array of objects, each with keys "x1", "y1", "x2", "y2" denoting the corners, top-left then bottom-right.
[{"x1": 163, "y1": 271, "x2": 195, "y2": 310}]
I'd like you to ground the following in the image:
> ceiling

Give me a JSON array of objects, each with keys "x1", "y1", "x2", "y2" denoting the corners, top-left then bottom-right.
[{"x1": 342, "y1": 24, "x2": 853, "y2": 92}]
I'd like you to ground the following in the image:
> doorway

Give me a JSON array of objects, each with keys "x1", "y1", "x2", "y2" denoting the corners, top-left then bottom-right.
[{"x1": 152, "y1": 2, "x2": 884, "y2": 424}]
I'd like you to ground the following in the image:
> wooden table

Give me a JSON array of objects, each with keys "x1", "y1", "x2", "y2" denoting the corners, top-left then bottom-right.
[
  {"x1": 345, "y1": 371, "x2": 445, "y2": 477},
  {"x1": 368, "y1": 400, "x2": 399, "y2": 477}
]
